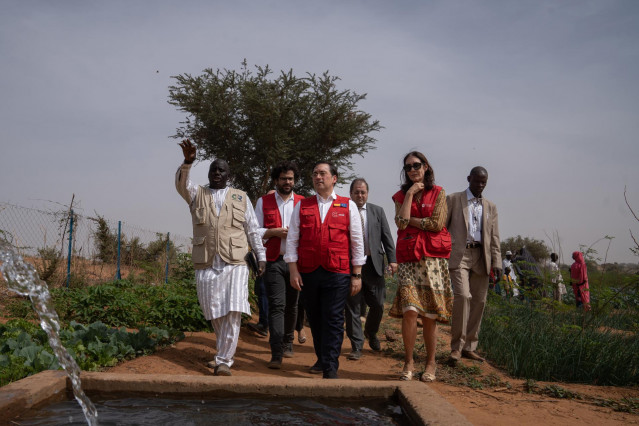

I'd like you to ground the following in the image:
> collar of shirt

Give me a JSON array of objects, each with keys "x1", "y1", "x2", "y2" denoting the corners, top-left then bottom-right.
[
  {"x1": 275, "y1": 191, "x2": 295, "y2": 204},
  {"x1": 317, "y1": 191, "x2": 337, "y2": 204},
  {"x1": 358, "y1": 203, "x2": 367, "y2": 212},
  {"x1": 465, "y1": 187, "x2": 481, "y2": 202}
]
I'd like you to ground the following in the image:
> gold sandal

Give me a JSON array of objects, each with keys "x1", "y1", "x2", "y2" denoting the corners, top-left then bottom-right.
[
  {"x1": 399, "y1": 370, "x2": 413, "y2": 381},
  {"x1": 420, "y1": 365, "x2": 436, "y2": 382}
]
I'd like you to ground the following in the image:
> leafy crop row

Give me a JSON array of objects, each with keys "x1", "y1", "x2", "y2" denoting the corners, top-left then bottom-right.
[
  {"x1": 6, "y1": 279, "x2": 211, "y2": 331},
  {"x1": 0, "y1": 319, "x2": 184, "y2": 386}
]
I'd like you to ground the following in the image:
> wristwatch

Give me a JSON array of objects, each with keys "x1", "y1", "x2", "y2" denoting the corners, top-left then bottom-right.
[{"x1": 351, "y1": 273, "x2": 362, "y2": 279}]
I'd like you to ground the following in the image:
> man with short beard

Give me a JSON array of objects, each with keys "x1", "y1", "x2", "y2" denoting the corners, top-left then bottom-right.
[
  {"x1": 254, "y1": 162, "x2": 305, "y2": 368},
  {"x1": 176, "y1": 139, "x2": 266, "y2": 376}
]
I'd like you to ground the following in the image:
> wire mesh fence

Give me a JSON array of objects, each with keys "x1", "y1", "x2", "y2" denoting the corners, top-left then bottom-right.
[{"x1": 0, "y1": 202, "x2": 191, "y2": 288}]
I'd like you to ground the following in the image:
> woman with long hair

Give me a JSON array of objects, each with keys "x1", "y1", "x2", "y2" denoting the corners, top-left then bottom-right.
[
  {"x1": 570, "y1": 251, "x2": 590, "y2": 311},
  {"x1": 389, "y1": 151, "x2": 453, "y2": 382}
]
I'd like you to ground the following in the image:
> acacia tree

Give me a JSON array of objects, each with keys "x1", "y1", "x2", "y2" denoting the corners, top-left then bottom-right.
[{"x1": 168, "y1": 60, "x2": 381, "y2": 202}]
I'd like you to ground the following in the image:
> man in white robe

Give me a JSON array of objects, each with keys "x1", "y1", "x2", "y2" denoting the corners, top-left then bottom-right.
[{"x1": 176, "y1": 139, "x2": 266, "y2": 376}]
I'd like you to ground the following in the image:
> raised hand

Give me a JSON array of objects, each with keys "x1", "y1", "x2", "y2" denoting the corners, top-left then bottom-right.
[{"x1": 179, "y1": 139, "x2": 196, "y2": 164}]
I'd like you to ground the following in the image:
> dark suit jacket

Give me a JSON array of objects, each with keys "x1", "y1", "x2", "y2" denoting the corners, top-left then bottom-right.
[
  {"x1": 446, "y1": 191, "x2": 501, "y2": 275},
  {"x1": 365, "y1": 203, "x2": 397, "y2": 277}
]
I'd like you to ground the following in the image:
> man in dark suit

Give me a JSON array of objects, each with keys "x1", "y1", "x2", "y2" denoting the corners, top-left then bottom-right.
[
  {"x1": 446, "y1": 166, "x2": 501, "y2": 364},
  {"x1": 345, "y1": 178, "x2": 397, "y2": 360}
]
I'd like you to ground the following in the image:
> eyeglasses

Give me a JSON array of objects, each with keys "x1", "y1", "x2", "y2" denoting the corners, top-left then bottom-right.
[{"x1": 403, "y1": 162, "x2": 423, "y2": 172}]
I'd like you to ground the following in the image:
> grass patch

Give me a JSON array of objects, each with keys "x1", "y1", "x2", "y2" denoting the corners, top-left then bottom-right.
[{"x1": 480, "y1": 294, "x2": 639, "y2": 386}]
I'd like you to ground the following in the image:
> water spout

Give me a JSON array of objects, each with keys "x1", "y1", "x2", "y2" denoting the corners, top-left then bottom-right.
[{"x1": 0, "y1": 240, "x2": 98, "y2": 425}]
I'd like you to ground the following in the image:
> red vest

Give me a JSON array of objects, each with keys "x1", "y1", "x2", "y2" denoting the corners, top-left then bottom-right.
[
  {"x1": 261, "y1": 192, "x2": 305, "y2": 262},
  {"x1": 392, "y1": 186, "x2": 452, "y2": 262},
  {"x1": 297, "y1": 195, "x2": 351, "y2": 274}
]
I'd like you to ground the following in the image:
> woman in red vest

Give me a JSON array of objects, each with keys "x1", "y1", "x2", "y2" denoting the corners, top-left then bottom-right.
[{"x1": 389, "y1": 151, "x2": 453, "y2": 383}]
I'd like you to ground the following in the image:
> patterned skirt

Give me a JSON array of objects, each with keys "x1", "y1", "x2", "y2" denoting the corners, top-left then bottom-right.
[{"x1": 389, "y1": 257, "x2": 453, "y2": 323}]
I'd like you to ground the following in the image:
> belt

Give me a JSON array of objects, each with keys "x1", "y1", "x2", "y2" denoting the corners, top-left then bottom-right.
[{"x1": 466, "y1": 242, "x2": 482, "y2": 249}]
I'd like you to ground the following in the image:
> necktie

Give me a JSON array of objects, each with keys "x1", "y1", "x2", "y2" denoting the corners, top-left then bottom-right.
[{"x1": 359, "y1": 208, "x2": 369, "y2": 255}]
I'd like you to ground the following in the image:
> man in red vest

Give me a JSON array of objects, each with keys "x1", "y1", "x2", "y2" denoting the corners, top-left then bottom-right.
[
  {"x1": 285, "y1": 161, "x2": 366, "y2": 379},
  {"x1": 254, "y1": 162, "x2": 305, "y2": 369}
]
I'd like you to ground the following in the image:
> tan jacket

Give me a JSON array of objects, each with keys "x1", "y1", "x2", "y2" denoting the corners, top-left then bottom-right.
[
  {"x1": 176, "y1": 164, "x2": 249, "y2": 269},
  {"x1": 446, "y1": 190, "x2": 501, "y2": 275}
]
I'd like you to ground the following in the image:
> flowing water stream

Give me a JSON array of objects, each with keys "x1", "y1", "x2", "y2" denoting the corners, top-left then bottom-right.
[{"x1": 0, "y1": 240, "x2": 98, "y2": 425}]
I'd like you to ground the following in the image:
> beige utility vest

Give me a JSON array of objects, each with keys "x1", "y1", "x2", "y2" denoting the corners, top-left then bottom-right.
[{"x1": 191, "y1": 186, "x2": 249, "y2": 269}]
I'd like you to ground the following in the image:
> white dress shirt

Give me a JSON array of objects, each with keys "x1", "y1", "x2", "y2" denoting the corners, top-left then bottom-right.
[
  {"x1": 255, "y1": 191, "x2": 297, "y2": 256},
  {"x1": 284, "y1": 191, "x2": 366, "y2": 266},
  {"x1": 466, "y1": 188, "x2": 483, "y2": 244}
]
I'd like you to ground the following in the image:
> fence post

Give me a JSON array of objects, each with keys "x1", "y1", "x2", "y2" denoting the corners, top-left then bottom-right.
[
  {"x1": 66, "y1": 209, "x2": 74, "y2": 288},
  {"x1": 116, "y1": 221, "x2": 122, "y2": 280},
  {"x1": 165, "y1": 232, "x2": 170, "y2": 284}
]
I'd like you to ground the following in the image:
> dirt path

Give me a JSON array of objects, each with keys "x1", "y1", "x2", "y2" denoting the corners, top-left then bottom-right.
[{"x1": 107, "y1": 316, "x2": 639, "y2": 425}]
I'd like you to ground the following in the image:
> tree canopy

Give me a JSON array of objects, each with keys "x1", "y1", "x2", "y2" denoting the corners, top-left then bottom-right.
[
  {"x1": 501, "y1": 235, "x2": 550, "y2": 263},
  {"x1": 168, "y1": 60, "x2": 382, "y2": 203}
]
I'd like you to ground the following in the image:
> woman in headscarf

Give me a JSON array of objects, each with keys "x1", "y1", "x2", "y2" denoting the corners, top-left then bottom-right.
[
  {"x1": 389, "y1": 151, "x2": 453, "y2": 383},
  {"x1": 570, "y1": 251, "x2": 590, "y2": 311}
]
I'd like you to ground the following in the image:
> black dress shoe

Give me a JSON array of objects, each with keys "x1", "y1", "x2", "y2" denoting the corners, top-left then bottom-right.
[
  {"x1": 368, "y1": 335, "x2": 381, "y2": 352},
  {"x1": 267, "y1": 357, "x2": 282, "y2": 369},
  {"x1": 282, "y1": 343, "x2": 294, "y2": 358},
  {"x1": 323, "y1": 370, "x2": 338, "y2": 379},
  {"x1": 247, "y1": 322, "x2": 268, "y2": 337},
  {"x1": 308, "y1": 362, "x2": 323, "y2": 374},
  {"x1": 347, "y1": 349, "x2": 362, "y2": 360}
]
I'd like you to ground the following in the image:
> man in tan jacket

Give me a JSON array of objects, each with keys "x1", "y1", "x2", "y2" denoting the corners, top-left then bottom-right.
[
  {"x1": 176, "y1": 139, "x2": 266, "y2": 376},
  {"x1": 446, "y1": 166, "x2": 501, "y2": 364}
]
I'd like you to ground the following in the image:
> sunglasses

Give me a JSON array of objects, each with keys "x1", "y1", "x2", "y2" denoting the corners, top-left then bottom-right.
[{"x1": 403, "y1": 162, "x2": 423, "y2": 172}]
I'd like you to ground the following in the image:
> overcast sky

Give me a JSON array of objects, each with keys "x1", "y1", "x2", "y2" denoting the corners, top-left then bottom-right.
[{"x1": 1, "y1": 0, "x2": 638, "y2": 264}]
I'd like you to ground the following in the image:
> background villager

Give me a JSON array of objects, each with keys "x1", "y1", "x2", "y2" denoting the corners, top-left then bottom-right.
[
  {"x1": 550, "y1": 252, "x2": 566, "y2": 302},
  {"x1": 570, "y1": 251, "x2": 591, "y2": 311},
  {"x1": 388, "y1": 151, "x2": 453, "y2": 383},
  {"x1": 501, "y1": 267, "x2": 515, "y2": 298},
  {"x1": 502, "y1": 250, "x2": 520, "y2": 297}
]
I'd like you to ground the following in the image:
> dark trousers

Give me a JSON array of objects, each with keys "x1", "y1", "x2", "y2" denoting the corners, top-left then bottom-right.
[
  {"x1": 301, "y1": 267, "x2": 350, "y2": 378},
  {"x1": 295, "y1": 295, "x2": 306, "y2": 332},
  {"x1": 255, "y1": 276, "x2": 269, "y2": 328},
  {"x1": 345, "y1": 258, "x2": 386, "y2": 350},
  {"x1": 265, "y1": 257, "x2": 299, "y2": 356}
]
